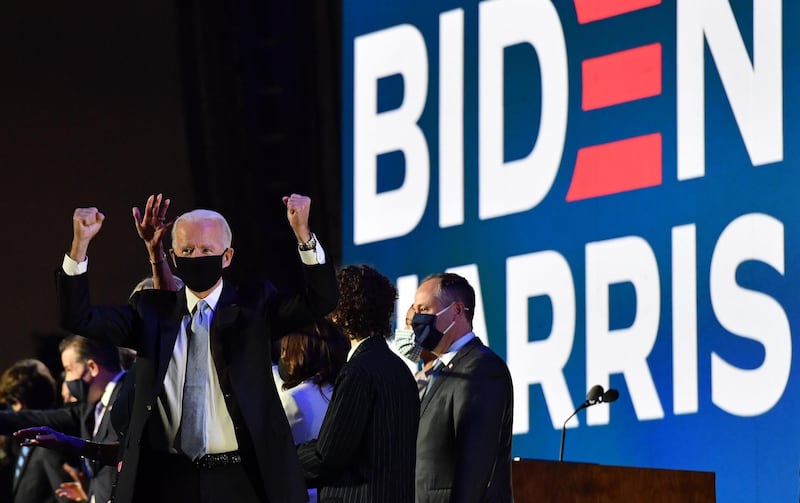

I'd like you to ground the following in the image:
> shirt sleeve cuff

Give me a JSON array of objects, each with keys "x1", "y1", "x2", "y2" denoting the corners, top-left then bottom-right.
[
  {"x1": 62, "y1": 254, "x2": 88, "y2": 276},
  {"x1": 298, "y1": 241, "x2": 326, "y2": 265}
]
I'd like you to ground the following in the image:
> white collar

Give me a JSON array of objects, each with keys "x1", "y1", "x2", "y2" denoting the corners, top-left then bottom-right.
[
  {"x1": 439, "y1": 332, "x2": 476, "y2": 366},
  {"x1": 100, "y1": 370, "x2": 126, "y2": 407},
  {"x1": 347, "y1": 335, "x2": 373, "y2": 361},
  {"x1": 185, "y1": 281, "x2": 224, "y2": 314}
]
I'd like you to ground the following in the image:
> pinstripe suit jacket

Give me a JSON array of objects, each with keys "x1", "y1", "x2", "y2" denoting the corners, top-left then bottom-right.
[
  {"x1": 416, "y1": 338, "x2": 514, "y2": 503},
  {"x1": 297, "y1": 335, "x2": 419, "y2": 503}
]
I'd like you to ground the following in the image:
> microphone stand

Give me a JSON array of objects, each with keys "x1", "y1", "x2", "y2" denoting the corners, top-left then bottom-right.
[
  {"x1": 559, "y1": 384, "x2": 607, "y2": 462},
  {"x1": 559, "y1": 404, "x2": 587, "y2": 462}
]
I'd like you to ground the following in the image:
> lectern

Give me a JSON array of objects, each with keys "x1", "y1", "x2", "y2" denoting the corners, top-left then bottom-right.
[{"x1": 512, "y1": 459, "x2": 715, "y2": 503}]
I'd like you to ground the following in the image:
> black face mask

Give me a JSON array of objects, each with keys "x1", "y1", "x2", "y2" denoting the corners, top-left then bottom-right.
[
  {"x1": 66, "y1": 378, "x2": 90, "y2": 404},
  {"x1": 173, "y1": 253, "x2": 225, "y2": 292},
  {"x1": 277, "y1": 359, "x2": 292, "y2": 383},
  {"x1": 411, "y1": 303, "x2": 455, "y2": 352}
]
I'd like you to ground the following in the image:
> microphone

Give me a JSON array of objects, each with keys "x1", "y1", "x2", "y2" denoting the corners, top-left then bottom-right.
[
  {"x1": 600, "y1": 388, "x2": 619, "y2": 404},
  {"x1": 585, "y1": 385, "x2": 604, "y2": 406},
  {"x1": 558, "y1": 385, "x2": 619, "y2": 462}
]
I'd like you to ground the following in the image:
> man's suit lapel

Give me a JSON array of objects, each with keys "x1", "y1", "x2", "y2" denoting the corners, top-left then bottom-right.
[
  {"x1": 156, "y1": 293, "x2": 188, "y2": 385},
  {"x1": 420, "y1": 338, "x2": 482, "y2": 415},
  {"x1": 81, "y1": 401, "x2": 95, "y2": 439},
  {"x1": 95, "y1": 378, "x2": 125, "y2": 441},
  {"x1": 210, "y1": 283, "x2": 241, "y2": 381}
]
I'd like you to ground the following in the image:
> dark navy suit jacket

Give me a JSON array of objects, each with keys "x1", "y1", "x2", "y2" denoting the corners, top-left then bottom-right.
[
  {"x1": 415, "y1": 337, "x2": 514, "y2": 503},
  {"x1": 56, "y1": 262, "x2": 338, "y2": 503}
]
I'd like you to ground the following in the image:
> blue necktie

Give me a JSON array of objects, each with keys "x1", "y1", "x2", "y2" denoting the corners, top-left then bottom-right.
[
  {"x1": 180, "y1": 300, "x2": 210, "y2": 460},
  {"x1": 14, "y1": 445, "x2": 30, "y2": 483}
]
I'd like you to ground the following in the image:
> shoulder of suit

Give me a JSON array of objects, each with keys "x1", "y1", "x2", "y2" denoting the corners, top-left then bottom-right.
[
  {"x1": 130, "y1": 288, "x2": 179, "y2": 304},
  {"x1": 458, "y1": 342, "x2": 511, "y2": 376}
]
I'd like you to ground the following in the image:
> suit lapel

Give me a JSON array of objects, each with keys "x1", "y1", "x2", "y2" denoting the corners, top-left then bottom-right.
[
  {"x1": 81, "y1": 401, "x2": 96, "y2": 438},
  {"x1": 95, "y1": 377, "x2": 125, "y2": 440},
  {"x1": 420, "y1": 338, "x2": 482, "y2": 416},
  {"x1": 156, "y1": 293, "x2": 187, "y2": 385},
  {"x1": 210, "y1": 284, "x2": 241, "y2": 379}
]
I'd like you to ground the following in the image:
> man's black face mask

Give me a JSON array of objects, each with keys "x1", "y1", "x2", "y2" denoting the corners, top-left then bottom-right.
[
  {"x1": 173, "y1": 253, "x2": 225, "y2": 292},
  {"x1": 411, "y1": 303, "x2": 455, "y2": 351}
]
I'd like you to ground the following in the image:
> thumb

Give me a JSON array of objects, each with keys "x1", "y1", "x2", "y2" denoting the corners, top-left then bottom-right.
[
  {"x1": 95, "y1": 211, "x2": 106, "y2": 224},
  {"x1": 62, "y1": 463, "x2": 82, "y2": 483}
]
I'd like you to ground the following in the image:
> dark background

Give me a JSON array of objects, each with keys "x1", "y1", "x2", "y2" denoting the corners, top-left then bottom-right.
[{"x1": 0, "y1": 0, "x2": 341, "y2": 374}]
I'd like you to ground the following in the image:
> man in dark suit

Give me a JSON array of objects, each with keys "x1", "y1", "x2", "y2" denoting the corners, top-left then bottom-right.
[
  {"x1": 0, "y1": 336, "x2": 124, "y2": 503},
  {"x1": 297, "y1": 264, "x2": 419, "y2": 503},
  {"x1": 411, "y1": 273, "x2": 514, "y2": 503},
  {"x1": 0, "y1": 359, "x2": 72, "y2": 503},
  {"x1": 56, "y1": 194, "x2": 338, "y2": 503}
]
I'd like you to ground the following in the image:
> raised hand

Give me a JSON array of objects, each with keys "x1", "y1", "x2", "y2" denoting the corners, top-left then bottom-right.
[
  {"x1": 282, "y1": 193, "x2": 312, "y2": 243},
  {"x1": 132, "y1": 193, "x2": 173, "y2": 253},
  {"x1": 70, "y1": 207, "x2": 105, "y2": 262}
]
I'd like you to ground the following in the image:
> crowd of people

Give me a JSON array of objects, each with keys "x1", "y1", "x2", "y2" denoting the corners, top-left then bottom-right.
[{"x1": 0, "y1": 193, "x2": 514, "y2": 503}]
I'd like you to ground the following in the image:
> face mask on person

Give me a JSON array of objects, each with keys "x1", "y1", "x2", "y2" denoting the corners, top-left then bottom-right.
[
  {"x1": 394, "y1": 328, "x2": 423, "y2": 362},
  {"x1": 411, "y1": 303, "x2": 456, "y2": 352},
  {"x1": 65, "y1": 375, "x2": 90, "y2": 404},
  {"x1": 173, "y1": 253, "x2": 226, "y2": 292}
]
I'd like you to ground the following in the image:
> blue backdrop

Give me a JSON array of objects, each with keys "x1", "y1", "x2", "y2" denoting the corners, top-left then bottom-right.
[{"x1": 341, "y1": 1, "x2": 797, "y2": 501}]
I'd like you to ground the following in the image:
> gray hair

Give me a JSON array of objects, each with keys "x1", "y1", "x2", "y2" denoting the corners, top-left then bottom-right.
[{"x1": 171, "y1": 209, "x2": 233, "y2": 248}]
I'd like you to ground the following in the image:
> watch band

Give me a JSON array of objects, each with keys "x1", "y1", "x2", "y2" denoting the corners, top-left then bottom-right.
[{"x1": 298, "y1": 233, "x2": 317, "y2": 251}]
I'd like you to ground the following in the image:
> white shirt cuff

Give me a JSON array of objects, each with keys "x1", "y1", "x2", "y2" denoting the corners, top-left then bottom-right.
[
  {"x1": 62, "y1": 254, "x2": 88, "y2": 276},
  {"x1": 298, "y1": 241, "x2": 326, "y2": 265}
]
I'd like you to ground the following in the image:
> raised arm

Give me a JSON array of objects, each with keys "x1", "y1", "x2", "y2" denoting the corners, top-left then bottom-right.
[
  {"x1": 132, "y1": 193, "x2": 181, "y2": 291},
  {"x1": 14, "y1": 426, "x2": 120, "y2": 467},
  {"x1": 69, "y1": 207, "x2": 105, "y2": 263},
  {"x1": 282, "y1": 193, "x2": 313, "y2": 245},
  {"x1": 58, "y1": 207, "x2": 137, "y2": 346},
  {"x1": 269, "y1": 194, "x2": 338, "y2": 337}
]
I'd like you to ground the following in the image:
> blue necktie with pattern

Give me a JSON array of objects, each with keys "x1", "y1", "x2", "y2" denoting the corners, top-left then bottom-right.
[{"x1": 180, "y1": 300, "x2": 210, "y2": 460}]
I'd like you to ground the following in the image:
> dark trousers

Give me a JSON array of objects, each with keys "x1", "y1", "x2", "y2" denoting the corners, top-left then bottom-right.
[{"x1": 130, "y1": 449, "x2": 264, "y2": 503}]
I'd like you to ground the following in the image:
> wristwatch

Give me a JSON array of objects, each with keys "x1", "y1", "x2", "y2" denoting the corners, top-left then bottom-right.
[{"x1": 298, "y1": 233, "x2": 317, "y2": 251}]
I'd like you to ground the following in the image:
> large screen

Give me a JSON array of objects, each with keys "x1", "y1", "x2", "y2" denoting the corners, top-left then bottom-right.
[{"x1": 341, "y1": 1, "x2": 797, "y2": 501}]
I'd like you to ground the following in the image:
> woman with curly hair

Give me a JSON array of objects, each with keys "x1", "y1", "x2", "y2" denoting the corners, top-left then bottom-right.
[{"x1": 297, "y1": 264, "x2": 419, "y2": 503}]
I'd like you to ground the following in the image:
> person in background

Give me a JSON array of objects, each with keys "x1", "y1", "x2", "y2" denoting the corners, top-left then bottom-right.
[
  {"x1": 0, "y1": 337, "x2": 125, "y2": 503},
  {"x1": 411, "y1": 272, "x2": 514, "y2": 503},
  {"x1": 394, "y1": 305, "x2": 436, "y2": 366},
  {"x1": 297, "y1": 264, "x2": 419, "y2": 503},
  {"x1": 0, "y1": 359, "x2": 72, "y2": 503},
  {"x1": 278, "y1": 319, "x2": 349, "y2": 443},
  {"x1": 393, "y1": 304, "x2": 438, "y2": 395},
  {"x1": 276, "y1": 319, "x2": 349, "y2": 503}
]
